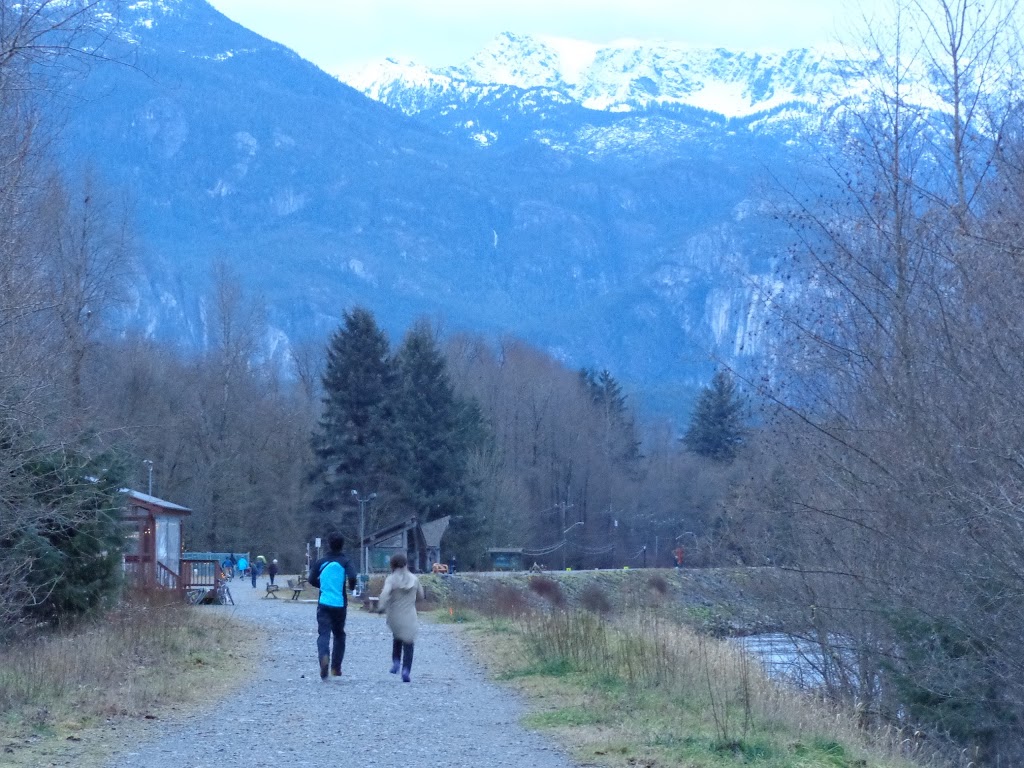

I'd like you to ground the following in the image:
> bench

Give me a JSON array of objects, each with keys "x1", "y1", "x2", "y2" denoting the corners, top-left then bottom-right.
[
  {"x1": 264, "y1": 584, "x2": 280, "y2": 599},
  {"x1": 432, "y1": 563, "x2": 449, "y2": 574},
  {"x1": 287, "y1": 578, "x2": 304, "y2": 600}
]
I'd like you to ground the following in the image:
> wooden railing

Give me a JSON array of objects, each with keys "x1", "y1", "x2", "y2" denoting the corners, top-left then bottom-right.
[
  {"x1": 181, "y1": 559, "x2": 220, "y2": 589},
  {"x1": 157, "y1": 561, "x2": 179, "y2": 590},
  {"x1": 123, "y1": 558, "x2": 182, "y2": 591}
]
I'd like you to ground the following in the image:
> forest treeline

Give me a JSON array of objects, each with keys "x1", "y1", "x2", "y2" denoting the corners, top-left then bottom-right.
[
  {"x1": 6, "y1": 0, "x2": 1024, "y2": 763},
  {"x1": 0, "y1": 0, "x2": 742, "y2": 625}
]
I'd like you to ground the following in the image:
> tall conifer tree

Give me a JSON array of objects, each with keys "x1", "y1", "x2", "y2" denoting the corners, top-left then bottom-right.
[
  {"x1": 310, "y1": 307, "x2": 397, "y2": 537},
  {"x1": 682, "y1": 370, "x2": 745, "y2": 462},
  {"x1": 580, "y1": 367, "x2": 641, "y2": 462},
  {"x1": 394, "y1": 321, "x2": 483, "y2": 527}
]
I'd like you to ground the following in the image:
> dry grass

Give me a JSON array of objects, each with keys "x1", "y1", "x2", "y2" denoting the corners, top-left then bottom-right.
[
  {"x1": 0, "y1": 595, "x2": 258, "y2": 766},
  {"x1": 452, "y1": 606, "x2": 952, "y2": 768}
]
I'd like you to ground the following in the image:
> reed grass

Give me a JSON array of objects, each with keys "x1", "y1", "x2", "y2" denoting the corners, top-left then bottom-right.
[{"x1": 457, "y1": 601, "x2": 952, "y2": 768}]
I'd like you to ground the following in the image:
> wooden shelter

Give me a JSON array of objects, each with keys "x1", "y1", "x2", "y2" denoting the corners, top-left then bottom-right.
[
  {"x1": 487, "y1": 548, "x2": 524, "y2": 571},
  {"x1": 364, "y1": 515, "x2": 450, "y2": 573},
  {"x1": 122, "y1": 490, "x2": 191, "y2": 590}
]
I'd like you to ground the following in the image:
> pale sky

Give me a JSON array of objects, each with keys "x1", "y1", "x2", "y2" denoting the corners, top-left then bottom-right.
[{"x1": 206, "y1": 0, "x2": 873, "y2": 74}]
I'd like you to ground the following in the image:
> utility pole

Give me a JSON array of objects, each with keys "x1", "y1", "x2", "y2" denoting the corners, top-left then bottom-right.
[
  {"x1": 563, "y1": 521, "x2": 583, "y2": 570},
  {"x1": 612, "y1": 516, "x2": 618, "y2": 569},
  {"x1": 558, "y1": 500, "x2": 575, "y2": 570},
  {"x1": 351, "y1": 490, "x2": 377, "y2": 576},
  {"x1": 143, "y1": 459, "x2": 153, "y2": 496}
]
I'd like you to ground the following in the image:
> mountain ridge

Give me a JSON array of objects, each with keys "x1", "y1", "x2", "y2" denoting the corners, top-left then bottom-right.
[
  {"x1": 57, "y1": 4, "x2": 830, "y2": 420},
  {"x1": 341, "y1": 32, "x2": 852, "y2": 120}
]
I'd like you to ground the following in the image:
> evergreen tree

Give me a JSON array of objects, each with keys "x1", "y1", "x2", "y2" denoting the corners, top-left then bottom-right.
[
  {"x1": 310, "y1": 307, "x2": 398, "y2": 537},
  {"x1": 682, "y1": 370, "x2": 745, "y2": 462},
  {"x1": 394, "y1": 321, "x2": 484, "y2": 531},
  {"x1": 579, "y1": 367, "x2": 641, "y2": 462},
  {"x1": 10, "y1": 447, "x2": 125, "y2": 627}
]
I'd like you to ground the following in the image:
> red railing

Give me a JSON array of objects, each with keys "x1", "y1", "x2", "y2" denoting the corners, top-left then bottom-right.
[
  {"x1": 123, "y1": 558, "x2": 183, "y2": 590},
  {"x1": 181, "y1": 559, "x2": 220, "y2": 589}
]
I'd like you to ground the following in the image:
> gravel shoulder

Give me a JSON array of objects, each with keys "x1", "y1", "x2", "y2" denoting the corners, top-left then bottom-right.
[{"x1": 96, "y1": 576, "x2": 577, "y2": 768}]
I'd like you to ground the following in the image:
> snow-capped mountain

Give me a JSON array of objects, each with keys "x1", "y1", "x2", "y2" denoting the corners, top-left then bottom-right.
[
  {"x1": 54, "y1": 4, "x2": 839, "y2": 418},
  {"x1": 343, "y1": 33, "x2": 853, "y2": 121}
]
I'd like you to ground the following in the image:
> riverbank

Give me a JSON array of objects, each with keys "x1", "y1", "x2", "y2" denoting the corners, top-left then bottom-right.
[
  {"x1": 421, "y1": 566, "x2": 792, "y2": 636},
  {"x1": 435, "y1": 571, "x2": 948, "y2": 768}
]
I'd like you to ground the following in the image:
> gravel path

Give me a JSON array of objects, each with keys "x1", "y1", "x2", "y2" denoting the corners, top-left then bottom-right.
[{"x1": 103, "y1": 576, "x2": 578, "y2": 768}]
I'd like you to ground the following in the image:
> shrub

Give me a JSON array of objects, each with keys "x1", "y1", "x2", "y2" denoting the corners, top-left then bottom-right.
[
  {"x1": 647, "y1": 574, "x2": 669, "y2": 595},
  {"x1": 528, "y1": 575, "x2": 565, "y2": 607},
  {"x1": 488, "y1": 583, "x2": 530, "y2": 617},
  {"x1": 580, "y1": 583, "x2": 612, "y2": 615},
  {"x1": 2, "y1": 447, "x2": 126, "y2": 633}
]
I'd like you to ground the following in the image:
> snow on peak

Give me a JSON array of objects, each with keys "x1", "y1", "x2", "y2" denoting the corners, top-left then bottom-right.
[
  {"x1": 340, "y1": 32, "x2": 846, "y2": 119},
  {"x1": 452, "y1": 32, "x2": 565, "y2": 91},
  {"x1": 342, "y1": 58, "x2": 453, "y2": 97}
]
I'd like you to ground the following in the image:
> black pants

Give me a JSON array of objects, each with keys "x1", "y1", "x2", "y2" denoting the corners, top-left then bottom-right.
[
  {"x1": 392, "y1": 637, "x2": 414, "y2": 671},
  {"x1": 317, "y1": 605, "x2": 348, "y2": 672}
]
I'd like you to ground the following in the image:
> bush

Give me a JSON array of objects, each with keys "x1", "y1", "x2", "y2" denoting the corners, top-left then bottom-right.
[
  {"x1": 528, "y1": 575, "x2": 565, "y2": 607},
  {"x1": 487, "y1": 583, "x2": 529, "y2": 617},
  {"x1": 1, "y1": 445, "x2": 125, "y2": 634},
  {"x1": 580, "y1": 583, "x2": 613, "y2": 615}
]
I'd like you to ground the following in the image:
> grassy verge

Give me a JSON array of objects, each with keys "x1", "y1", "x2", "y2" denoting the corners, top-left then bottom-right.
[
  {"x1": 0, "y1": 596, "x2": 258, "y2": 766},
  {"x1": 447, "y1": 604, "x2": 947, "y2": 768}
]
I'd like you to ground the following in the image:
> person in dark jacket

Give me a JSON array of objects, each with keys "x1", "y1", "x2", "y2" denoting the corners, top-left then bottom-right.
[
  {"x1": 309, "y1": 533, "x2": 357, "y2": 680},
  {"x1": 268, "y1": 559, "x2": 279, "y2": 585}
]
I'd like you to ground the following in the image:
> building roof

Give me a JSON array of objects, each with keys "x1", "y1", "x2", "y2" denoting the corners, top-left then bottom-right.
[
  {"x1": 122, "y1": 489, "x2": 192, "y2": 514},
  {"x1": 420, "y1": 516, "x2": 450, "y2": 548},
  {"x1": 365, "y1": 515, "x2": 451, "y2": 548}
]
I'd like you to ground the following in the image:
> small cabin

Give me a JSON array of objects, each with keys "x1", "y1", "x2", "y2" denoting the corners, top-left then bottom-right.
[
  {"x1": 122, "y1": 490, "x2": 191, "y2": 590},
  {"x1": 364, "y1": 515, "x2": 450, "y2": 574}
]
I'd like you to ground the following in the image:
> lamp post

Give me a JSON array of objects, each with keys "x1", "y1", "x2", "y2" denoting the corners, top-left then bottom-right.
[
  {"x1": 351, "y1": 490, "x2": 376, "y2": 575},
  {"x1": 142, "y1": 459, "x2": 153, "y2": 496},
  {"x1": 562, "y1": 520, "x2": 584, "y2": 570}
]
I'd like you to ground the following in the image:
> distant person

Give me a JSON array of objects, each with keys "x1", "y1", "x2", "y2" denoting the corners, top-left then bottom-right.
[
  {"x1": 237, "y1": 555, "x2": 248, "y2": 580},
  {"x1": 448, "y1": 554, "x2": 456, "y2": 575},
  {"x1": 268, "y1": 559, "x2": 279, "y2": 585},
  {"x1": 377, "y1": 552, "x2": 424, "y2": 683},
  {"x1": 673, "y1": 546, "x2": 685, "y2": 569},
  {"x1": 309, "y1": 533, "x2": 357, "y2": 680},
  {"x1": 251, "y1": 560, "x2": 258, "y2": 588}
]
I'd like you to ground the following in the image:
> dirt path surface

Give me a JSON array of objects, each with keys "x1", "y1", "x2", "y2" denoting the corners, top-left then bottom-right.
[{"x1": 102, "y1": 576, "x2": 577, "y2": 768}]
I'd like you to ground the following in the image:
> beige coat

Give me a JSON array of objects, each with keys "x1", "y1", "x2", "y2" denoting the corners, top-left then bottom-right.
[{"x1": 377, "y1": 566, "x2": 424, "y2": 643}]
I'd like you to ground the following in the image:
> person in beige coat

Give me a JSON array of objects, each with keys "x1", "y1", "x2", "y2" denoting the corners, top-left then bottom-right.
[{"x1": 377, "y1": 552, "x2": 424, "y2": 682}]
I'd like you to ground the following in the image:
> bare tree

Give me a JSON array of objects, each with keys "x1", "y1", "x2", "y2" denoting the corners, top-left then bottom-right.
[
  {"x1": 742, "y1": 0, "x2": 1024, "y2": 758},
  {"x1": 41, "y1": 169, "x2": 135, "y2": 413}
]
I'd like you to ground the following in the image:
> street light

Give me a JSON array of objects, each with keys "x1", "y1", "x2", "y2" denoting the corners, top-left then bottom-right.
[
  {"x1": 562, "y1": 520, "x2": 584, "y2": 570},
  {"x1": 351, "y1": 490, "x2": 376, "y2": 575},
  {"x1": 142, "y1": 459, "x2": 153, "y2": 496}
]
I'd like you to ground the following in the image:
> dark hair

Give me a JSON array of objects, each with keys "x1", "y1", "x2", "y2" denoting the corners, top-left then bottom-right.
[
  {"x1": 389, "y1": 552, "x2": 407, "y2": 570},
  {"x1": 327, "y1": 533, "x2": 345, "y2": 552}
]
